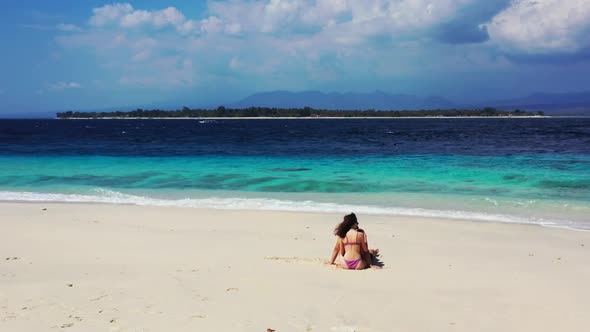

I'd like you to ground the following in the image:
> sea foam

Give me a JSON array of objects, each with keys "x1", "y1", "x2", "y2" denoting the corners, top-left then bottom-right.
[{"x1": 1, "y1": 189, "x2": 585, "y2": 231}]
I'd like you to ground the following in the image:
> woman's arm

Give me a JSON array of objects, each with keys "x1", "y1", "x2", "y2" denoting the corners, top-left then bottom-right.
[
  {"x1": 327, "y1": 237, "x2": 341, "y2": 265},
  {"x1": 361, "y1": 232, "x2": 372, "y2": 266},
  {"x1": 361, "y1": 232, "x2": 381, "y2": 269}
]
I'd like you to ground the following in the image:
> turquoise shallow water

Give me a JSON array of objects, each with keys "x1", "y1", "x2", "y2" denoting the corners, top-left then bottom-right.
[
  {"x1": 2, "y1": 118, "x2": 589, "y2": 229},
  {"x1": 1, "y1": 154, "x2": 589, "y2": 229}
]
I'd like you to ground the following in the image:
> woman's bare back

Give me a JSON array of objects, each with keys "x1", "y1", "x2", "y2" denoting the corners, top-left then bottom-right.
[{"x1": 341, "y1": 229, "x2": 363, "y2": 261}]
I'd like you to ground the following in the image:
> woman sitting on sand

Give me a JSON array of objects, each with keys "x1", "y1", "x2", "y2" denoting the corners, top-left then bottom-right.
[{"x1": 327, "y1": 213, "x2": 380, "y2": 270}]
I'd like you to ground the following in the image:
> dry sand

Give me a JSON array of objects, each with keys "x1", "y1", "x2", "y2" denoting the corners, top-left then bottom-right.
[{"x1": 1, "y1": 202, "x2": 589, "y2": 331}]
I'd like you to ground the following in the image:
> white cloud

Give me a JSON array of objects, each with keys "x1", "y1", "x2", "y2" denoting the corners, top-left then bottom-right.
[
  {"x1": 57, "y1": 1, "x2": 491, "y2": 92},
  {"x1": 200, "y1": 16, "x2": 223, "y2": 34},
  {"x1": 47, "y1": 81, "x2": 82, "y2": 92},
  {"x1": 89, "y1": 3, "x2": 133, "y2": 26},
  {"x1": 119, "y1": 9, "x2": 152, "y2": 27},
  {"x1": 204, "y1": 0, "x2": 473, "y2": 36},
  {"x1": 485, "y1": 0, "x2": 590, "y2": 53},
  {"x1": 225, "y1": 23, "x2": 242, "y2": 35},
  {"x1": 261, "y1": 0, "x2": 303, "y2": 32},
  {"x1": 178, "y1": 20, "x2": 197, "y2": 35},
  {"x1": 90, "y1": 3, "x2": 197, "y2": 34},
  {"x1": 346, "y1": 0, "x2": 474, "y2": 33},
  {"x1": 152, "y1": 7, "x2": 186, "y2": 27},
  {"x1": 207, "y1": 1, "x2": 266, "y2": 34},
  {"x1": 82, "y1": 1, "x2": 476, "y2": 47},
  {"x1": 120, "y1": 7, "x2": 185, "y2": 28},
  {"x1": 56, "y1": 23, "x2": 81, "y2": 32},
  {"x1": 302, "y1": 0, "x2": 350, "y2": 26}
]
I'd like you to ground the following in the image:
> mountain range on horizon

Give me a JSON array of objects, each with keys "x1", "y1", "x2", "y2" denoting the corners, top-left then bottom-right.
[
  {"x1": 230, "y1": 90, "x2": 590, "y2": 115},
  {"x1": 2, "y1": 90, "x2": 590, "y2": 118}
]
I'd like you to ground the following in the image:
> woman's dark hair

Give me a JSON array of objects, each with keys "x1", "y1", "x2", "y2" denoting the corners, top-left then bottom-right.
[{"x1": 334, "y1": 213, "x2": 358, "y2": 238}]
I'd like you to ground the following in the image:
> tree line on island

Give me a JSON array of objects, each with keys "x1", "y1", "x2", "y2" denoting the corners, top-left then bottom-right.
[{"x1": 56, "y1": 106, "x2": 543, "y2": 119}]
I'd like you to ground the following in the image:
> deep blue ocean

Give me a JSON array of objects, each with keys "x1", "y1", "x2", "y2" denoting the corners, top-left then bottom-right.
[{"x1": 1, "y1": 118, "x2": 589, "y2": 229}]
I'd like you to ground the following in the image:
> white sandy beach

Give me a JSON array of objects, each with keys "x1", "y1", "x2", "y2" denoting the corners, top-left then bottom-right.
[{"x1": 1, "y1": 202, "x2": 589, "y2": 331}]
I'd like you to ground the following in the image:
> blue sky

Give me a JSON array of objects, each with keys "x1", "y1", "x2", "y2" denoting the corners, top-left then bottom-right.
[{"x1": 1, "y1": 0, "x2": 590, "y2": 113}]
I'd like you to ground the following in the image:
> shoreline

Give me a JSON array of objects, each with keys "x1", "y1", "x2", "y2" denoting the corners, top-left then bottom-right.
[
  {"x1": 1, "y1": 202, "x2": 589, "y2": 331},
  {"x1": 1, "y1": 194, "x2": 588, "y2": 232}
]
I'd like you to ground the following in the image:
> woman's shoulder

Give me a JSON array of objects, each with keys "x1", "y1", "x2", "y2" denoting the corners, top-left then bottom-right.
[
  {"x1": 345, "y1": 229, "x2": 359, "y2": 235},
  {"x1": 345, "y1": 229, "x2": 363, "y2": 237}
]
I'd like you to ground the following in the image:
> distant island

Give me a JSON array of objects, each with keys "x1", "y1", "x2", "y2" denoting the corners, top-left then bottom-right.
[
  {"x1": 3, "y1": 89, "x2": 588, "y2": 119},
  {"x1": 57, "y1": 106, "x2": 542, "y2": 119}
]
